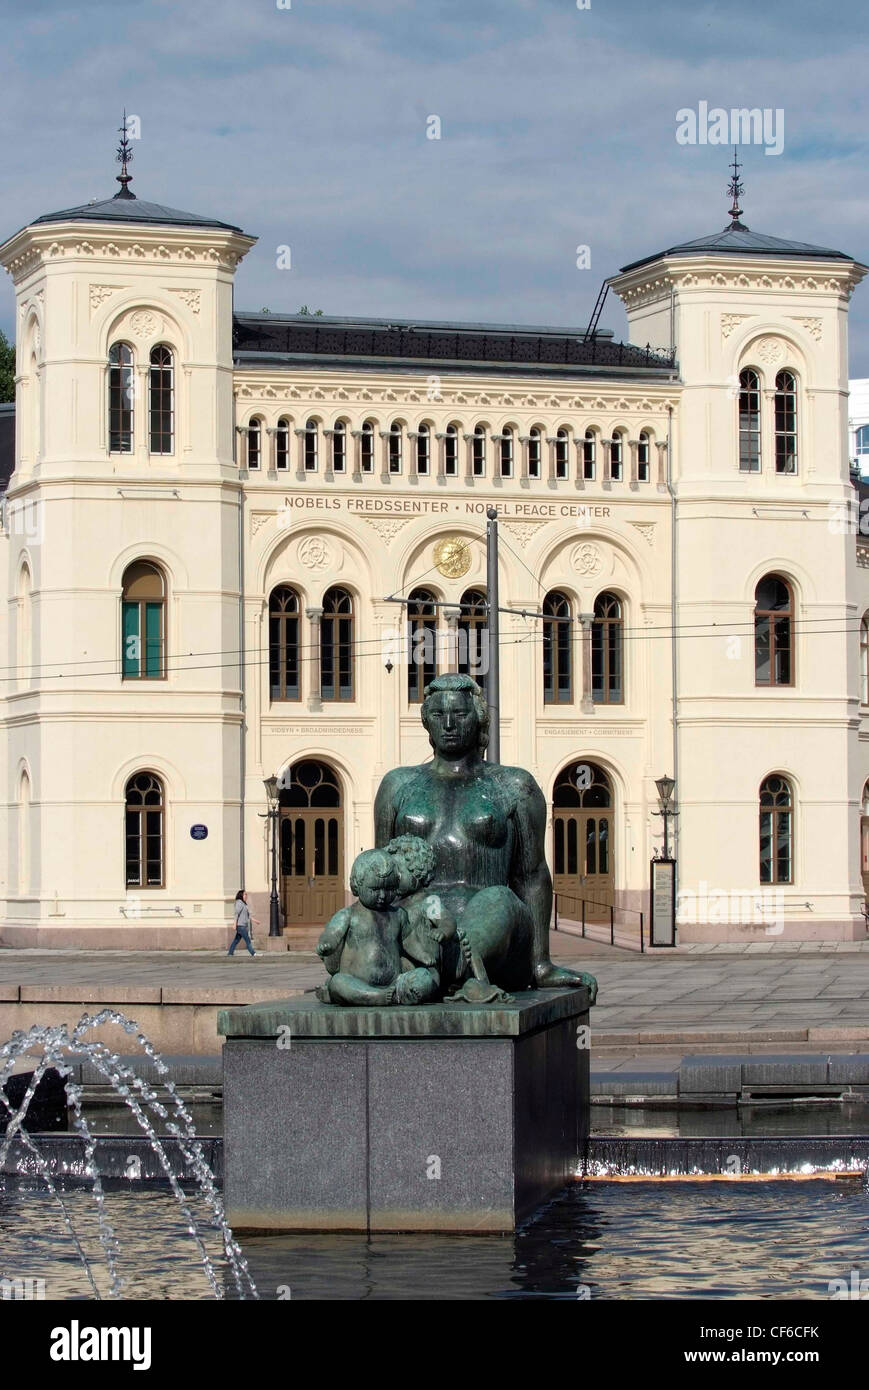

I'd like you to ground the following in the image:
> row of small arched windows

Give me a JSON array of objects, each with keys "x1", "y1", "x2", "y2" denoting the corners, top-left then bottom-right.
[
  {"x1": 108, "y1": 343, "x2": 174, "y2": 455},
  {"x1": 116, "y1": 564, "x2": 796, "y2": 694},
  {"x1": 240, "y1": 418, "x2": 656, "y2": 483}
]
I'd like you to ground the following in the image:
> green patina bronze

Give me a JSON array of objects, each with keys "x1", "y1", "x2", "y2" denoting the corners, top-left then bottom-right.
[{"x1": 315, "y1": 674, "x2": 598, "y2": 1007}]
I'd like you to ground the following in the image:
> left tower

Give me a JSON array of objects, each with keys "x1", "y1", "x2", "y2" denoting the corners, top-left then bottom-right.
[{"x1": 0, "y1": 151, "x2": 256, "y2": 945}]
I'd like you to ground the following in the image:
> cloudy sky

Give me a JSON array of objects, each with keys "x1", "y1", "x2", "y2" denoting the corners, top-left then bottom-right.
[{"x1": 2, "y1": 0, "x2": 868, "y2": 369}]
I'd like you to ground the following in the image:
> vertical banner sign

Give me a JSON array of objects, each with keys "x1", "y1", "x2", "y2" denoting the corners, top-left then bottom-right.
[{"x1": 650, "y1": 858, "x2": 676, "y2": 947}]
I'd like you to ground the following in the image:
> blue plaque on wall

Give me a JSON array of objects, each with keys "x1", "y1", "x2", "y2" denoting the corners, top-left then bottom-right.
[{"x1": 190, "y1": 824, "x2": 208, "y2": 841}]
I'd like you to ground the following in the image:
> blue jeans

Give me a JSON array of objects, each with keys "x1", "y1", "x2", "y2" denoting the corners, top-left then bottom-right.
[{"x1": 228, "y1": 924, "x2": 255, "y2": 956}]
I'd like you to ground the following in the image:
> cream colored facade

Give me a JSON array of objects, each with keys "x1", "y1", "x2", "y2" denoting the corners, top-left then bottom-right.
[{"x1": 1, "y1": 188, "x2": 868, "y2": 946}]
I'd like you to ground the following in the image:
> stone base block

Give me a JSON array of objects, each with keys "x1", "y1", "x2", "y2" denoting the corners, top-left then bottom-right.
[{"x1": 219, "y1": 987, "x2": 590, "y2": 1233}]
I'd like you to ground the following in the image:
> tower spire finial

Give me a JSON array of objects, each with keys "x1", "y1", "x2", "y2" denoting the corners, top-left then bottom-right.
[
  {"x1": 727, "y1": 148, "x2": 746, "y2": 229},
  {"x1": 114, "y1": 112, "x2": 135, "y2": 200}
]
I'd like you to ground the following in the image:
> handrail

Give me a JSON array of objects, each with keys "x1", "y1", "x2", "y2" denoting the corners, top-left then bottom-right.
[{"x1": 552, "y1": 892, "x2": 644, "y2": 953}]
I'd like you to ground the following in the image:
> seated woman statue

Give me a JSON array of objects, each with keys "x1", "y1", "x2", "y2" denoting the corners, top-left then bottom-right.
[{"x1": 374, "y1": 673, "x2": 597, "y2": 1000}]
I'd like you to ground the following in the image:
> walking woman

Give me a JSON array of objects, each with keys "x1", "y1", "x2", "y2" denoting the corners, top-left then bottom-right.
[{"x1": 228, "y1": 889, "x2": 259, "y2": 957}]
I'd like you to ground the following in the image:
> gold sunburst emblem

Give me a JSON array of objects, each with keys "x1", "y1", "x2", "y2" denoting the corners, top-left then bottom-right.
[{"x1": 433, "y1": 536, "x2": 472, "y2": 578}]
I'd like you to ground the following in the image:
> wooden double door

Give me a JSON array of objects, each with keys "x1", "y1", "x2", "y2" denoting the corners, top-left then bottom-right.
[
  {"x1": 278, "y1": 761, "x2": 344, "y2": 927},
  {"x1": 552, "y1": 762, "x2": 614, "y2": 924}
]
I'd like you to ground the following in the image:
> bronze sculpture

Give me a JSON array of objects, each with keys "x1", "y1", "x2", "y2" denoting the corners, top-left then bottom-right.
[{"x1": 316, "y1": 673, "x2": 598, "y2": 1005}]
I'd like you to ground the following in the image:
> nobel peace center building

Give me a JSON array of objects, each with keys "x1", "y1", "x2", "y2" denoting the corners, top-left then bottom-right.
[{"x1": 1, "y1": 167, "x2": 868, "y2": 948}]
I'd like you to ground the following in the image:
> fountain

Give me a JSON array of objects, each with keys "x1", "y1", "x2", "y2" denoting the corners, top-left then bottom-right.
[{"x1": 0, "y1": 1010, "x2": 257, "y2": 1300}]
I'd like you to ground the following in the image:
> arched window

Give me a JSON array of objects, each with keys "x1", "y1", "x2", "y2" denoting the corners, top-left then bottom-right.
[
  {"x1": 555, "y1": 428, "x2": 570, "y2": 480},
  {"x1": 739, "y1": 368, "x2": 761, "y2": 472},
  {"x1": 321, "y1": 587, "x2": 354, "y2": 701},
  {"x1": 543, "y1": 590, "x2": 573, "y2": 704},
  {"x1": 108, "y1": 342, "x2": 134, "y2": 453},
  {"x1": 528, "y1": 428, "x2": 542, "y2": 480},
  {"x1": 125, "y1": 772, "x2": 164, "y2": 888},
  {"x1": 17, "y1": 564, "x2": 31, "y2": 690},
  {"x1": 388, "y1": 422, "x2": 403, "y2": 474},
  {"x1": 361, "y1": 420, "x2": 375, "y2": 473},
  {"x1": 246, "y1": 417, "x2": 262, "y2": 470},
  {"x1": 638, "y1": 431, "x2": 651, "y2": 483},
  {"x1": 472, "y1": 425, "x2": 486, "y2": 477},
  {"x1": 583, "y1": 430, "x2": 596, "y2": 480},
  {"x1": 862, "y1": 616, "x2": 869, "y2": 706},
  {"x1": 407, "y1": 587, "x2": 438, "y2": 703},
  {"x1": 759, "y1": 774, "x2": 793, "y2": 885},
  {"x1": 553, "y1": 762, "x2": 611, "y2": 808},
  {"x1": 122, "y1": 561, "x2": 165, "y2": 680},
  {"x1": 149, "y1": 345, "x2": 174, "y2": 455},
  {"x1": 18, "y1": 769, "x2": 30, "y2": 895},
  {"x1": 610, "y1": 432, "x2": 623, "y2": 482},
  {"x1": 445, "y1": 424, "x2": 459, "y2": 477},
  {"x1": 592, "y1": 592, "x2": 623, "y2": 704},
  {"x1": 416, "y1": 424, "x2": 431, "y2": 476},
  {"x1": 775, "y1": 370, "x2": 798, "y2": 474},
  {"x1": 500, "y1": 428, "x2": 514, "y2": 478},
  {"x1": 755, "y1": 574, "x2": 793, "y2": 687},
  {"x1": 458, "y1": 587, "x2": 488, "y2": 695},
  {"x1": 332, "y1": 420, "x2": 346, "y2": 473},
  {"x1": 305, "y1": 418, "x2": 318, "y2": 472},
  {"x1": 276, "y1": 417, "x2": 290, "y2": 471},
  {"x1": 269, "y1": 586, "x2": 301, "y2": 701}
]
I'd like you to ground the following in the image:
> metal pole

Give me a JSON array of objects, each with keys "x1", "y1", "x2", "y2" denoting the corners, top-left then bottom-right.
[
  {"x1": 610, "y1": 903, "x2": 614, "y2": 946},
  {"x1": 581, "y1": 900, "x2": 586, "y2": 939},
  {"x1": 268, "y1": 803, "x2": 281, "y2": 937},
  {"x1": 640, "y1": 910, "x2": 645, "y2": 954},
  {"x1": 486, "y1": 506, "x2": 500, "y2": 763},
  {"x1": 663, "y1": 808, "x2": 670, "y2": 860}
]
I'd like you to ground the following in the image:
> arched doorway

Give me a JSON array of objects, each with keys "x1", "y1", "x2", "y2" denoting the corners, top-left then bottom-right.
[
  {"x1": 278, "y1": 760, "x2": 344, "y2": 926},
  {"x1": 552, "y1": 762, "x2": 614, "y2": 922}
]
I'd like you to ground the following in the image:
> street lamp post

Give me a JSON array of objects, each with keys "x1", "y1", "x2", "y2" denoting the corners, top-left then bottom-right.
[
  {"x1": 653, "y1": 774, "x2": 677, "y2": 859},
  {"x1": 263, "y1": 775, "x2": 282, "y2": 938}
]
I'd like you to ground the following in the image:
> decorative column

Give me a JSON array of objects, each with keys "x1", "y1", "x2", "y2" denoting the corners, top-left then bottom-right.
[
  {"x1": 490, "y1": 433, "x2": 503, "y2": 487},
  {"x1": 601, "y1": 438, "x2": 613, "y2": 490},
  {"x1": 573, "y1": 437, "x2": 586, "y2": 491},
  {"x1": 136, "y1": 366, "x2": 149, "y2": 463},
  {"x1": 580, "y1": 612, "x2": 594, "y2": 714},
  {"x1": 463, "y1": 432, "x2": 475, "y2": 487},
  {"x1": 323, "y1": 428, "x2": 335, "y2": 482},
  {"x1": 306, "y1": 606, "x2": 323, "y2": 712},
  {"x1": 628, "y1": 438, "x2": 639, "y2": 491},
  {"x1": 656, "y1": 440, "x2": 668, "y2": 491},
  {"x1": 519, "y1": 435, "x2": 530, "y2": 489},
  {"x1": 379, "y1": 429, "x2": 391, "y2": 483},
  {"x1": 443, "y1": 605, "x2": 462, "y2": 673},
  {"x1": 351, "y1": 429, "x2": 363, "y2": 482},
  {"x1": 293, "y1": 427, "x2": 308, "y2": 482},
  {"x1": 265, "y1": 427, "x2": 277, "y2": 478},
  {"x1": 435, "y1": 432, "x2": 447, "y2": 486},
  {"x1": 546, "y1": 436, "x2": 558, "y2": 487},
  {"x1": 407, "y1": 430, "x2": 419, "y2": 485},
  {"x1": 235, "y1": 426, "x2": 249, "y2": 476}
]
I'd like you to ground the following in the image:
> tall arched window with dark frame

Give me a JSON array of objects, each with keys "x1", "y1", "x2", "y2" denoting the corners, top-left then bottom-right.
[
  {"x1": 122, "y1": 562, "x2": 166, "y2": 680},
  {"x1": 759, "y1": 774, "x2": 793, "y2": 885},
  {"x1": 108, "y1": 342, "x2": 134, "y2": 454},
  {"x1": 246, "y1": 418, "x2": 262, "y2": 471},
  {"x1": 269, "y1": 586, "x2": 301, "y2": 701},
  {"x1": 148, "y1": 345, "x2": 174, "y2": 455},
  {"x1": 407, "y1": 588, "x2": 438, "y2": 703},
  {"x1": 739, "y1": 369, "x2": 761, "y2": 472},
  {"x1": 754, "y1": 574, "x2": 794, "y2": 686},
  {"x1": 543, "y1": 590, "x2": 573, "y2": 704},
  {"x1": 125, "y1": 772, "x2": 165, "y2": 888},
  {"x1": 321, "y1": 587, "x2": 354, "y2": 701},
  {"x1": 774, "y1": 370, "x2": 798, "y2": 474},
  {"x1": 591, "y1": 592, "x2": 623, "y2": 704},
  {"x1": 276, "y1": 417, "x2": 290, "y2": 471}
]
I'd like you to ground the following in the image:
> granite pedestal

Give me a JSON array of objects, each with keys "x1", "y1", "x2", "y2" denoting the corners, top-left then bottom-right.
[{"x1": 218, "y1": 986, "x2": 590, "y2": 1233}]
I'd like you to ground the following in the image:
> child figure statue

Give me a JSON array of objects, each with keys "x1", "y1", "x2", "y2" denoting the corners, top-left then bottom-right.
[{"x1": 315, "y1": 848, "x2": 442, "y2": 1006}]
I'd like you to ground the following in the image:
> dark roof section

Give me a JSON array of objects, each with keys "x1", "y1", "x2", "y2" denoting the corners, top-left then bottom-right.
[
  {"x1": 233, "y1": 312, "x2": 677, "y2": 378},
  {"x1": 0, "y1": 404, "x2": 15, "y2": 493},
  {"x1": 29, "y1": 189, "x2": 245, "y2": 235},
  {"x1": 621, "y1": 222, "x2": 853, "y2": 274}
]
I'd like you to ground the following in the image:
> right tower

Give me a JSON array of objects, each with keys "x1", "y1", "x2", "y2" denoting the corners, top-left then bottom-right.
[{"x1": 609, "y1": 170, "x2": 868, "y2": 939}]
